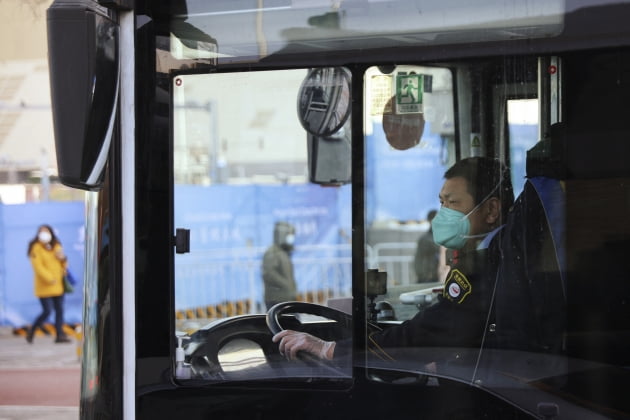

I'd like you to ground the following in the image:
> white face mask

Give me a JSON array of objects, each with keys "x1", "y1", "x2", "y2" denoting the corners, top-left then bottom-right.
[
  {"x1": 38, "y1": 231, "x2": 52, "y2": 243},
  {"x1": 284, "y1": 234, "x2": 295, "y2": 245}
]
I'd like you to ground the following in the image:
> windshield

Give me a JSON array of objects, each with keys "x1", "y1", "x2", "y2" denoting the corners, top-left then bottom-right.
[
  {"x1": 166, "y1": 11, "x2": 630, "y2": 416},
  {"x1": 173, "y1": 68, "x2": 353, "y2": 381}
]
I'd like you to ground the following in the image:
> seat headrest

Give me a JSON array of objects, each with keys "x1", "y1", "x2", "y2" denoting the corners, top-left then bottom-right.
[
  {"x1": 526, "y1": 123, "x2": 569, "y2": 179},
  {"x1": 527, "y1": 122, "x2": 630, "y2": 179}
]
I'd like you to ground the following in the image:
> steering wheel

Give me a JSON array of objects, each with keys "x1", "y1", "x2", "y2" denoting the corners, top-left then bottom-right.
[{"x1": 266, "y1": 301, "x2": 352, "y2": 336}]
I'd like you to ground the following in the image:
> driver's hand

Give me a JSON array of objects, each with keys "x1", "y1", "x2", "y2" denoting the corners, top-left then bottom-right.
[{"x1": 272, "y1": 330, "x2": 336, "y2": 361}]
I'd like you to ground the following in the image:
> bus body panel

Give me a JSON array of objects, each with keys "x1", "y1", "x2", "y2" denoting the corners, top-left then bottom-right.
[{"x1": 45, "y1": 1, "x2": 630, "y2": 419}]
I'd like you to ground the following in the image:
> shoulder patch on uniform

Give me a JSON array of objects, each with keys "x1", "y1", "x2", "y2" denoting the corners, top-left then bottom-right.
[{"x1": 443, "y1": 268, "x2": 472, "y2": 304}]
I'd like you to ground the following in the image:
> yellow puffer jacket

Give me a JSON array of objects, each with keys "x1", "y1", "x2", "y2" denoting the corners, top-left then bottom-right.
[{"x1": 29, "y1": 242, "x2": 67, "y2": 298}]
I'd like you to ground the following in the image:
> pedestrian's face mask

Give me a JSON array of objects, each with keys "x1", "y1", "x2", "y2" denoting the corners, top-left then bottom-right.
[{"x1": 38, "y1": 231, "x2": 52, "y2": 243}]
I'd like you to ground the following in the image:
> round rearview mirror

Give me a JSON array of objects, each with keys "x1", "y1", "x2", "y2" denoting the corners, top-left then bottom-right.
[{"x1": 297, "y1": 67, "x2": 351, "y2": 137}]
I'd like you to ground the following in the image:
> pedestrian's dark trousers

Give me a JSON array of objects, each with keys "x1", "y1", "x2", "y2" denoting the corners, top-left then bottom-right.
[{"x1": 33, "y1": 295, "x2": 64, "y2": 337}]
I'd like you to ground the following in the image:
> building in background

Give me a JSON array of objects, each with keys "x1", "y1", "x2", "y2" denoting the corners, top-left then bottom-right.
[
  {"x1": 0, "y1": 0, "x2": 82, "y2": 203},
  {"x1": 0, "y1": 1, "x2": 85, "y2": 329}
]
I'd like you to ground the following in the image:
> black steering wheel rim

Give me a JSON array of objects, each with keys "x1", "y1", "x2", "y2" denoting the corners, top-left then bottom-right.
[{"x1": 266, "y1": 301, "x2": 352, "y2": 336}]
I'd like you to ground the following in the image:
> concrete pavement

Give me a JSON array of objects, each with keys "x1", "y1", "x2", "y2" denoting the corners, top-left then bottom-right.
[{"x1": 0, "y1": 326, "x2": 80, "y2": 419}]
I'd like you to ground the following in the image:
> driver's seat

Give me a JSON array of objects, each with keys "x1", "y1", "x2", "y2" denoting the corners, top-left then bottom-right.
[{"x1": 488, "y1": 122, "x2": 568, "y2": 354}]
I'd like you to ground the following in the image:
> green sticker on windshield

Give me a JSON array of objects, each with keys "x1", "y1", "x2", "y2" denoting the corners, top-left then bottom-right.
[{"x1": 396, "y1": 73, "x2": 423, "y2": 114}]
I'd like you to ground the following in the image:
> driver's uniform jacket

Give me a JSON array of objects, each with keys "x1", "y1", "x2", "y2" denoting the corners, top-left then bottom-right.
[{"x1": 367, "y1": 229, "x2": 502, "y2": 361}]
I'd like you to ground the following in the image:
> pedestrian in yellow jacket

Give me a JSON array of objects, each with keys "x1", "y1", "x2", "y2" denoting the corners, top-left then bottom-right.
[{"x1": 26, "y1": 224, "x2": 71, "y2": 343}]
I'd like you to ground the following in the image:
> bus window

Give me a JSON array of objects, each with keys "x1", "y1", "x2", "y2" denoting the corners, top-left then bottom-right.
[
  {"x1": 508, "y1": 99, "x2": 539, "y2": 195},
  {"x1": 172, "y1": 68, "x2": 352, "y2": 382},
  {"x1": 364, "y1": 64, "x2": 454, "y2": 225},
  {"x1": 363, "y1": 64, "x2": 454, "y2": 315},
  {"x1": 362, "y1": 64, "x2": 459, "y2": 381},
  {"x1": 361, "y1": 58, "x2": 540, "y2": 385}
]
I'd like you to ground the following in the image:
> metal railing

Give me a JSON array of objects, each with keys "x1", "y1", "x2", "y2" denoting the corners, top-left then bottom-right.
[
  {"x1": 175, "y1": 241, "x2": 419, "y2": 319},
  {"x1": 368, "y1": 242, "x2": 418, "y2": 287}
]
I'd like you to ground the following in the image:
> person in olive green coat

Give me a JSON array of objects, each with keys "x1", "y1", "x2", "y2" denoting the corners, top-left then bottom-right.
[
  {"x1": 262, "y1": 222, "x2": 297, "y2": 309},
  {"x1": 26, "y1": 224, "x2": 71, "y2": 343}
]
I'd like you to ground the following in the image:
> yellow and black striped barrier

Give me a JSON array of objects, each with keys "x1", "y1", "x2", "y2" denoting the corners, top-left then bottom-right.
[
  {"x1": 175, "y1": 290, "x2": 334, "y2": 322},
  {"x1": 175, "y1": 299, "x2": 252, "y2": 321},
  {"x1": 297, "y1": 289, "x2": 331, "y2": 304},
  {"x1": 13, "y1": 323, "x2": 81, "y2": 339}
]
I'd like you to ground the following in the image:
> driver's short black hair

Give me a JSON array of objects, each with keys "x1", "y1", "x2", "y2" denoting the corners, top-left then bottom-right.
[{"x1": 444, "y1": 157, "x2": 514, "y2": 220}]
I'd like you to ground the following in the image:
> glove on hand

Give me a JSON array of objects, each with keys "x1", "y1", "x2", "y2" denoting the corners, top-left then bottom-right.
[{"x1": 272, "y1": 330, "x2": 336, "y2": 361}]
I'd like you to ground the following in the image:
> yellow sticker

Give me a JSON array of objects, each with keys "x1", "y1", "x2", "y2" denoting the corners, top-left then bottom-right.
[{"x1": 443, "y1": 269, "x2": 472, "y2": 304}]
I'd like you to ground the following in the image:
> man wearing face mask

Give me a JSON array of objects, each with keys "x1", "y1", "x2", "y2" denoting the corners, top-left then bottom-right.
[
  {"x1": 262, "y1": 222, "x2": 298, "y2": 310},
  {"x1": 273, "y1": 157, "x2": 514, "y2": 362}
]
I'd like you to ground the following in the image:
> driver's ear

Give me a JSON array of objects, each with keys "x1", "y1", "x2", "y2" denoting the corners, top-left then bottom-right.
[{"x1": 484, "y1": 197, "x2": 500, "y2": 226}]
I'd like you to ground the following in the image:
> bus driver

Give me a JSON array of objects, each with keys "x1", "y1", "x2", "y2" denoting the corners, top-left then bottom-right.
[{"x1": 273, "y1": 157, "x2": 514, "y2": 361}]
